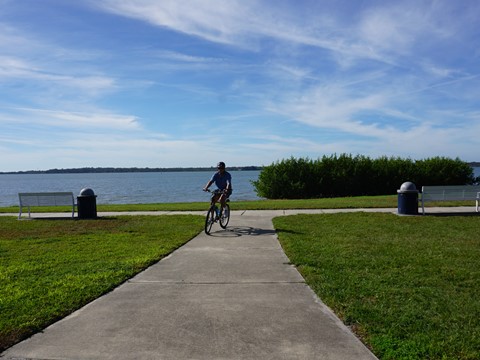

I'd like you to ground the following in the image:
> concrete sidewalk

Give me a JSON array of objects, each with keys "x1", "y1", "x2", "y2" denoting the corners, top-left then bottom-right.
[
  {"x1": 1, "y1": 205, "x2": 476, "y2": 219},
  {"x1": 2, "y1": 210, "x2": 380, "y2": 360}
]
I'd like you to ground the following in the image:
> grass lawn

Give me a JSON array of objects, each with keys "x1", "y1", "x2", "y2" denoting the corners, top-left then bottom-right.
[
  {"x1": 2, "y1": 199, "x2": 480, "y2": 358},
  {"x1": 273, "y1": 213, "x2": 480, "y2": 360},
  {"x1": 0, "y1": 215, "x2": 203, "y2": 351}
]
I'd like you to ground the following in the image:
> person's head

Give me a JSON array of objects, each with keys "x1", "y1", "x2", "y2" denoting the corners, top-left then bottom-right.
[{"x1": 217, "y1": 161, "x2": 226, "y2": 173}]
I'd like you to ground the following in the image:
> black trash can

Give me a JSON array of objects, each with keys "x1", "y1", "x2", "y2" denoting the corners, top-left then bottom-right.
[
  {"x1": 77, "y1": 188, "x2": 97, "y2": 219},
  {"x1": 397, "y1": 182, "x2": 419, "y2": 215}
]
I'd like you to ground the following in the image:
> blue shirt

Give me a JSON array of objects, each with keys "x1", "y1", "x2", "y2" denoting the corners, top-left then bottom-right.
[{"x1": 211, "y1": 171, "x2": 232, "y2": 190}]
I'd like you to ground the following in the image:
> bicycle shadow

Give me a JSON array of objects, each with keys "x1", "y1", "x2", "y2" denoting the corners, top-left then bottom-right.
[{"x1": 208, "y1": 226, "x2": 277, "y2": 237}]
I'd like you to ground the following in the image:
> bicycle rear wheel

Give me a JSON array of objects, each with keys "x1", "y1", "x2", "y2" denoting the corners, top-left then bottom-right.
[
  {"x1": 205, "y1": 207, "x2": 215, "y2": 235},
  {"x1": 219, "y1": 203, "x2": 230, "y2": 229}
]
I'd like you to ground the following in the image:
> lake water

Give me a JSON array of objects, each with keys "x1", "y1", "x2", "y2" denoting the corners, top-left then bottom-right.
[
  {"x1": 1, "y1": 167, "x2": 479, "y2": 207},
  {"x1": 0, "y1": 171, "x2": 262, "y2": 207}
]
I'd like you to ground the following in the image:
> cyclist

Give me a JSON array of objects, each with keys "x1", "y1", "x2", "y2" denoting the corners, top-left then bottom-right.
[{"x1": 203, "y1": 162, "x2": 232, "y2": 216}]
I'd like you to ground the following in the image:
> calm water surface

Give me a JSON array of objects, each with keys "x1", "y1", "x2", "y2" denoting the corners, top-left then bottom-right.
[{"x1": 0, "y1": 171, "x2": 261, "y2": 207}]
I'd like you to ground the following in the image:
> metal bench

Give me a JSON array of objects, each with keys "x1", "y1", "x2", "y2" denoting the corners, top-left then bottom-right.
[
  {"x1": 420, "y1": 185, "x2": 480, "y2": 214},
  {"x1": 18, "y1": 192, "x2": 76, "y2": 219}
]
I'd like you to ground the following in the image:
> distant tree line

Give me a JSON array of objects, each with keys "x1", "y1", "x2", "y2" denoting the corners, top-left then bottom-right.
[
  {"x1": 0, "y1": 166, "x2": 262, "y2": 175},
  {"x1": 252, "y1": 155, "x2": 477, "y2": 199}
]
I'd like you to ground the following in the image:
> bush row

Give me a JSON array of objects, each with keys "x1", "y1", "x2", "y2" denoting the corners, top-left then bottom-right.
[{"x1": 252, "y1": 155, "x2": 476, "y2": 199}]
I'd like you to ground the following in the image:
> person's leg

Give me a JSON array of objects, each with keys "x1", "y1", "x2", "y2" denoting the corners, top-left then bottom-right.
[
  {"x1": 218, "y1": 193, "x2": 226, "y2": 213},
  {"x1": 213, "y1": 193, "x2": 222, "y2": 218},
  {"x1": 218, "y1": 190, "x2": 230, "y2": 214}
]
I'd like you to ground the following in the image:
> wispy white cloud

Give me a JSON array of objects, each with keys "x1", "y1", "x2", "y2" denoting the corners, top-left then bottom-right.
[
  {"x1": 92, "y1": 0, "x2": 471, "y2": 68},
  {"x1": 267, "y1": 62, "x2": 316, "y2": 82},
  {"x1": 263, "y1": 64, "x2": 480, "y2": 153},
  {"x1": 266, "y1": 83, "x2": 390, "y2": 136},
  {"x1": 155, "y1": 50, "x2": 225, "y2": 64},
  {"x1": 91, "y1": 0, "x2": 377, "y2": 62},
  {"x1": 0, "y1": 54, "x2": 117, "y2": 96},
  {"x1": 42, "y1": 110, "x2": 140, "y2": 130},
  {"x1": 420, "y1": 62, "x2": 462, "y2": 78},
  {"x1": 0, "y1": 55, "x2": 36, "y2": 76},
  {"x1": 92, "y1": 0, "x2": 250, "y2": 45},
  {"x1": 357, "y1": 4, "x2": 447, "y2": 55},
  {"x1": 1, "y1": 108, "x2": 141, "y2": 130}
]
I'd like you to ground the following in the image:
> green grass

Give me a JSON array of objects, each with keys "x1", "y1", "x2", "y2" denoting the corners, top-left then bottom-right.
[
  {"x1": 0, "y1": 215, "x2": 203, "y2": 351},
  {"x1": 273, "y1": 213, "x2": 480, "y2": 360},
  {"x1": 1, "y1": 194, "x2": 478, "y2": 214},
  {"x1": 2, "y1": 197, "x2": 480, "y2": 358}
]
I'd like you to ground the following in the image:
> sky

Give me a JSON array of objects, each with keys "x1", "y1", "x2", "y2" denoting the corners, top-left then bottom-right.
[{"x1": 1, "y1": 0, "x2": 479, "y2": 171}]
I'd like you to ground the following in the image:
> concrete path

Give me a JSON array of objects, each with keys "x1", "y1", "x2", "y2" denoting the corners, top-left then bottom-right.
[
  {"x1": 1, "y1": 205, "x2": 475, "y2": 219},
  {"x1": 2, "y1": 209, "x2": 382, "y2": 360},
  {"x1": 2, "y1": 207, "x2": 476, "y2": 359}
]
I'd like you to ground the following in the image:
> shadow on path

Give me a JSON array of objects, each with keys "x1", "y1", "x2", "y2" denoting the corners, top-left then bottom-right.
[{"x1": 208, "y1": 226, "x2": 277, "y2": 237}]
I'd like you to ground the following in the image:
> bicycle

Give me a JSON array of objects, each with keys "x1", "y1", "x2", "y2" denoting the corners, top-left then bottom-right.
[{"x1": 204, "y1": 189, "x2": 230, "y2": 235}]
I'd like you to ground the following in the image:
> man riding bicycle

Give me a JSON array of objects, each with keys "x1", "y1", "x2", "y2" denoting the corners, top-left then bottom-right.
[{"x1": 203, "y1": 162, "x2": 232, "y2": 215}]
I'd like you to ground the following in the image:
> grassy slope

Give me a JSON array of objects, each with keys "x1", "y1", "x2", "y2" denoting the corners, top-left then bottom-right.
[
  {"x1": 0, "y1": 215, "x2": 203, "y2": 351},
  {"x1": 274, "y1": 213, "x2": 480, "y2": 359}
]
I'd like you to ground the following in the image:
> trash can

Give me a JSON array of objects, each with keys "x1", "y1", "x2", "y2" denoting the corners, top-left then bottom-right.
[
  {"x1": 397, "y1": 182, "x2": 419, "y2": 215},
  {"x1": 77, "y1": 188, "x2": 97, "y2": 219}
]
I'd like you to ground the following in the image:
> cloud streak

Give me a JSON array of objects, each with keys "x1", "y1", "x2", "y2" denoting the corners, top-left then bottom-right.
[
  {"x1": 92, "y1": 0, "x2": 470, "y2": 67},
  {"x1": 1, "y1": 108, "x2": 141, "y2": 131}
]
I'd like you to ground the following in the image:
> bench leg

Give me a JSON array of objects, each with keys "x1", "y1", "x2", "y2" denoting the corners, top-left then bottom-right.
[{"x1": 18, "y1": 206, "x2": 32, "y2": 219}]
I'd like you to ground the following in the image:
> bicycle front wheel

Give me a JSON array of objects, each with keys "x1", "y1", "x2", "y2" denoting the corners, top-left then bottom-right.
[
  {"x1": 205, "y1": 207, "x2": 215, "y2": 235},
  {"x1": 219, "y1": 203, "x2": 230, "y2": 229}
]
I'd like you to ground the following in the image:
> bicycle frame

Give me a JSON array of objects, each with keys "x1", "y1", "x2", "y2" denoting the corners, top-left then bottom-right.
[{"x1": 204, "y1": 189, "x2": 230, "y2": 235}]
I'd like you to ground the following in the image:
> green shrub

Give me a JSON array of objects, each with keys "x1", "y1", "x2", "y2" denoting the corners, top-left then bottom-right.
[
  {"x1": 252, "y1": 155, "x2": 475, "y2": 199},
  {"x1": 253, "y1": 157, "x2": 314, "y2": 199},
  {"x1": 413, "y1": 157, "x2": 475, "y2": 187}
]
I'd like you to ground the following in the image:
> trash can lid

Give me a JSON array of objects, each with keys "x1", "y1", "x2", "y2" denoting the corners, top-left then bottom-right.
[
  {"x1": 79, "y1": 188, "x2": 95, "y2": 196},
  {"x1": 398, "y1": 182, "x2": 417, "y2": 193}
]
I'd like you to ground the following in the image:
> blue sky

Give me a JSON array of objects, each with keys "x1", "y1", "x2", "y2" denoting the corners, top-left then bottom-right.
[{"x1": 1, "y1": 0, "x2": 479, "y2": 171}]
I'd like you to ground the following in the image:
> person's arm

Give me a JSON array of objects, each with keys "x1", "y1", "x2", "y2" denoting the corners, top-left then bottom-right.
[
  {"x1": 226, "y1": 174, "x2": 232, "y2": 191},
  {"x1": 203, "y1": 179, "x2": 214, "y2": 191}
]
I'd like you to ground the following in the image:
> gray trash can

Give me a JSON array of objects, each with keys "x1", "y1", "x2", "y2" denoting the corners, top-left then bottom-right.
[
  {"x1": 77, "y1": 188, "x2": 97, "y2": 219},
  {"x1": 397, "y1": 182, "x2": 418, "y2": 215}
]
